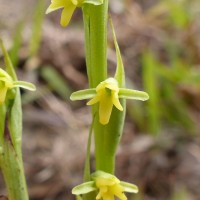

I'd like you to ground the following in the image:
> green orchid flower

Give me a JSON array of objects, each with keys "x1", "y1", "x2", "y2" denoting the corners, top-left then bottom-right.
[
  {"x1": 46, "y1": 0, "x2": 103, "y2": 27},
  {"x1": 70, "y1": 77, "x2": 149, "y2": 125},
  {"x1": 72, "y1": 170, "x2": 138, "y2": 200},
  {"x1": 70, "y1": 18, "x2": 149, "y2": 125},
  {"x1": 0, "y1": 68, "x2": 36, "y2": 105}
]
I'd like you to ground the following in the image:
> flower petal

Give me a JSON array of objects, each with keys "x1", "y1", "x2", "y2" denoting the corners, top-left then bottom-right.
[
  {"x1": 104, "y1": 78, "x2": 119, "y2": 91},
  {"x1": 112, "y1": 92, "x2": 123, "y2": 111},
  {"x1": 114, "y1": 192, "x2": 127, "y2": 200},
  {"x1": 60, "y1": 3, "x2": 76, "y2": 27},
  {"x1": 71, "y1": 0, "x2": 78, "y2": 5},
  {"x1": 110, "y1": 185, "x2": 127, "y2": 200},
  {"x1": 96, "y1": 177, "x2": 115, "y2": 187},
  {"x1": 102, "y1": 193, "x2": 114, "y2": 200},
  {"x1": 46, "y1": 0, "x2": 67, "y2": 14},
  {"x1": 87, "y1": 95, "x2": 100, "y2": 105}
]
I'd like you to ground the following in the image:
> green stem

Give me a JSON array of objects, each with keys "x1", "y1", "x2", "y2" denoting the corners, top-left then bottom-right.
[
  {"x1": 83, "y1": 1, "x2": 125, "y2": 174},
  {"x1": 83, "y1": 1, "x2": 115, "y2": 173},
  {"x1": 83, "y1": 2, "x2": 108, "y2": 87}
]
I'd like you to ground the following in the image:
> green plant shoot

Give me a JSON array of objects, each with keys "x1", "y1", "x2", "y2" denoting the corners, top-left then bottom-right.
[
  {"x1": 0, "y1": 39, "x2": 35, "y2": 200},
  {"x1": 46, "y1": 0, "x2": 149, "y2": 199}
]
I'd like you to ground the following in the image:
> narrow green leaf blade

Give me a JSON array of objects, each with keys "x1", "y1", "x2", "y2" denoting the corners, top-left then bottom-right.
[
  {"x1": 9, "y1": 87, "x2": 22, "y2": 155},
  {"x1": 0, "y1": 39, "x2": 22, "y2": 153},
  {"x1": 0, "y1": 39, "x2": 17, "y2": 81},
  {"x1": 110, "y1": 18, "x2": 125, "y2": 87},
  {"x1": 0, "y1": 138, "x2": 29, "y2": 199}
]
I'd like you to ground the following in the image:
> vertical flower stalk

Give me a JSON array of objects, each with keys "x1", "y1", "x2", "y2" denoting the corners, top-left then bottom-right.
[
  {"x1": 82, "y1": 1, "x2": 126, "y2": 174},
  {"x1": 0, "y1": 39, "x2": 35, "y2": 200},
  {"x1": 83, "y1": 0, "x2": 112, "y2": 173}
]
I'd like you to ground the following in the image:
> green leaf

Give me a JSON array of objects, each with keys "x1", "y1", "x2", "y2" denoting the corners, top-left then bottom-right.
[
  {"x1": 0, "y1": 138, "x2": 29, "y2": 199},
  {"x1": 70, "y1": 89, "x2": 96, "y2": 101},
  {"x1": 0, "y1": 39, "x2": 17, "y2": 81},
  {"x1": 13, "y1": 81, "x2": 36, "y2": 91},
  {"x1": 8, "y1": 88, "x2": 22, "y2": 156},
  {"x1": 72, "y1": 181, "x2": 96, "y2": 195},
  {"x1": 110, "y1": 18, "x2": 125, "y2": 87},
  {"x1": 0, "y1": 39, "x2": 22, "y2": 154},
  {"x1": 120, "y1": 181, "x2": 139, "y2": 193},
  {"x1": 84, "y1": 0, "x2": 103, "y2": 5},
  {"x1": 119, "y1": 89, "x2": 149, "y2": 101}
]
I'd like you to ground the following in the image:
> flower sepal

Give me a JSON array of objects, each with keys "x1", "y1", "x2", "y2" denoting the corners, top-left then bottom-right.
[
  {"x1": 72, "y1": 181, "x2": 97, "y2": 195},
  {"x1": 12, "y1": 81, "x2": 36, "y2": 91},
  {"x1": 118, "y1": 88, "x2": 149, "y2": 101},
  {"x1": 70, "y1": 88, "x2": 96, "y2": 101}
]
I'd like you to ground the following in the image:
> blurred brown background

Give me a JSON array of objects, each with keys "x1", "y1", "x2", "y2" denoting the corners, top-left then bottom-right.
[{"x1": 0, "y1": 0, "x2": 200, "y2": 199}]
